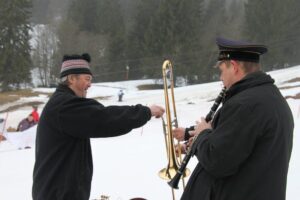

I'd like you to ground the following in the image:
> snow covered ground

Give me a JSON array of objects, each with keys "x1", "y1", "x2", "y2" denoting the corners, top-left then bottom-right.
[{"x1": 0, "y1": 66, "x2": 300, "y2": 200}]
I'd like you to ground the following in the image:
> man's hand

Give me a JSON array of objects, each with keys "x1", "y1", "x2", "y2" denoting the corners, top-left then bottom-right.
[
  {"x1": 172, "y1": 127, "x2": 185, "y2": 141},
  {"x1": 149, "y1": 105, "x2": 165, "y2": 118},
  {"x1": 189, "y1": 117, "x2": 211, "y2": 136},
  {"x1": 175, "y1": 143, "x2": 187, "y2": 156}
]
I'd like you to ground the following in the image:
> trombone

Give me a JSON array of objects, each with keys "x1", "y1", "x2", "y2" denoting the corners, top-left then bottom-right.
[{"x1": 159, "y1": 60, "x2": 190, "y2": 199}]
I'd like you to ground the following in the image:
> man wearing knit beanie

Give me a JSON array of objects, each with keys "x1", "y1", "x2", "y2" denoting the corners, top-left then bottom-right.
[{"x1": 32, "y1": 53, "x2": 165, "y2": 200}]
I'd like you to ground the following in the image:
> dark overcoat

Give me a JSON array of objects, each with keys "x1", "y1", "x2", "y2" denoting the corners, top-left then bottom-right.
[
  {"x1": 181, "y1": 71, "x2": 294, "y2": 200},
  {"x1": 32, "y1": 85, "x2": 151, "y2": 200}
]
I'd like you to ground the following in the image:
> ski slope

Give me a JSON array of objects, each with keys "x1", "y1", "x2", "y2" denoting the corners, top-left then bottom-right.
[{"x1": 0, "y1": 66, "x2": 299, "y2": 200}]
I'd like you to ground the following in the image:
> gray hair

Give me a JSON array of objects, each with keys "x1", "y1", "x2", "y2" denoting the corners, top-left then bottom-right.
[
  {"x1": 59, "y1": 74, "x2": 81, "y2": 86},
  {"x1": 59, "y1": 76, "x2": 69, "y2": 86}
]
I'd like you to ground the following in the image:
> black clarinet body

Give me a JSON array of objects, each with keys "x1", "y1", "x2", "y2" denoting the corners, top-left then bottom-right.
[{"x1": 168, "y1": 87, "x2": 226, "y2": 189}]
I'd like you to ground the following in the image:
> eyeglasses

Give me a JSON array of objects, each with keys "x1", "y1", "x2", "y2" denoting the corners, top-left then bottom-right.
[{"x1": 214, "y1": 60, "x2": 225, "y2": 68}]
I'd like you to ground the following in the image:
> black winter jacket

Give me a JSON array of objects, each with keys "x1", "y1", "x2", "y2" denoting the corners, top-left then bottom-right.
[
  {"x1": 181, "y1": 71, "x2": 294, "y2": 200},
  {"x1": 32, "y1": 85, "x2": 151, "y2": 200}
]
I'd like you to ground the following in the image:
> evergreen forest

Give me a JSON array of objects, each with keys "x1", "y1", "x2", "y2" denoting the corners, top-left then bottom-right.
[{"x1": 1, "y1": 0, "x2": 300, "y2": 90}]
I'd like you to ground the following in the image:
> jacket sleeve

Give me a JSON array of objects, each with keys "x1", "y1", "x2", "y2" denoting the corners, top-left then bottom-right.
[
  {"x1": 193, "y1": 102, "x2": 261, "y2": 178},
  {"x1": 58, "y1": 97, "x2": 151, "y2": 138}
]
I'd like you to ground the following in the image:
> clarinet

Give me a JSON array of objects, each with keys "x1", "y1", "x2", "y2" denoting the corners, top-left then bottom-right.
[{"x1": 168, "y1": 87, "x2": 226, "y2": 189}]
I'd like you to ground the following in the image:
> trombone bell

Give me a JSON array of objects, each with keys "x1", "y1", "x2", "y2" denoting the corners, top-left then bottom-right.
[{"x1": 159, "y1": 164, "x2": 190, "y2": 180}]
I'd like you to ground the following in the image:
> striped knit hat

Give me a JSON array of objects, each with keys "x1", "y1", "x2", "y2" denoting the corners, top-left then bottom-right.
[{"x1": 60, "y1": 53, "x2": 92, "y2": 78}]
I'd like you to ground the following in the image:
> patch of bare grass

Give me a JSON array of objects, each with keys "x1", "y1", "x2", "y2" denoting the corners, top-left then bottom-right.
[
  {"x1": 137, "y1": 84, "x2": 163, "y2": 90},
  {"x1": 0, "y1": 101, "x2": 44, "y2": 113},
  {"x1": 284, "y1": 77, "x2": 300, "y2": 83},
  {"x1": 94, "y1": 96, "x2": 113, "y2": 101},
  {"x1": 0, "y1": 89, "x2": 52, "y2": 113},
  {"x1": 285, "y1": 93, "x2": 300, "y2": 99},
  {"x1": 279, "y1": 85, "x2": 300, "y2": 90},
  {"x1": 0, "y1": 89, "x2": 51, "y2": 105},
  {"x1": 0, "y1": 89, "x2": 31, "y2": 105}
]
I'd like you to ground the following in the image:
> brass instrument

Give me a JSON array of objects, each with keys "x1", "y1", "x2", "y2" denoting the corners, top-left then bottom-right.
[{"x1": 159, "y1": 60, "x2": 190, "y2": 199}]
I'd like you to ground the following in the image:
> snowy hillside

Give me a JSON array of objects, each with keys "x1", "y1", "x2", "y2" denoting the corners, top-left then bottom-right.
[{"x1": 0, "y1": 66, "x2": 299, "y2": 200}]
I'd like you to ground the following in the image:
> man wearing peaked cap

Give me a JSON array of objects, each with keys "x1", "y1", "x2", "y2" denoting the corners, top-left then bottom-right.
[
  {"x1": 173, "y1": 37, "x2": 294, "y2": 200},
  {"x1": 32, "y1": 53, "x2": 165, "y2": 200}
]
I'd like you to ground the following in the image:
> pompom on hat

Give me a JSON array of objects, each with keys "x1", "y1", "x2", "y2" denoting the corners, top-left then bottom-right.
[
  {"x1": 216, "y1": 37, "x2": 268, "y2": 63},
  {"x1": 60, "y1": 53, "x2": 92, "y2": 78}
]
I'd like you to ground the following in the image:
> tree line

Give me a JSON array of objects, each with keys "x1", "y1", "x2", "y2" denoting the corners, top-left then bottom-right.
[{"x1": 1, "y1": 0, "x2": 300, "y2": 91}]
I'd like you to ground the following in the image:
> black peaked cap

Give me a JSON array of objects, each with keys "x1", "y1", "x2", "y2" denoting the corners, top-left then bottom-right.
[{"x1": 216, "y1": 37, "x2": 268, "y2": 63}]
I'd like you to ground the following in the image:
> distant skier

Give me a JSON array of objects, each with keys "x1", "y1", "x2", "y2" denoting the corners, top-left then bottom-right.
[{"x1": 118, "y1": 89, "x2": 124, "y2": 102}]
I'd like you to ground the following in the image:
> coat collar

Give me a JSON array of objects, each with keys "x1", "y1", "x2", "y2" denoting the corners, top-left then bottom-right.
[
  {"x1": 224, "y1": 71, "x2": 274, "y2": 102},
  {"x1": 56, "y1": 84, "x2": 76, "y2": 96}
]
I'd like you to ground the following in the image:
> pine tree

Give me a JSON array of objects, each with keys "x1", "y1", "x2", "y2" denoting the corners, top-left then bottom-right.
[
  {"x1": 0, "y1": 0, "x2": 33, "y2": 91},
  {"x1": 126, "y1": 0, "x2": 160, "y2": 79},
  {"x1": 102, "y1": 0, "x2": 127, "y2": 81},
  {"x1": 68, "y1": 0, "x2": 99, "y2": 33},
  {"x1": 174, "y1": 0, "x2": 205, "y2": 83},
  {"x1": 59, "y1": 0, "x2": 126, "y2": 82},
  {"x1": 141, "y1": 0, "x2": 205, "y2": 80},
  {"x1": 244, "y1": 0, "x2": 300, "y2": 70},
  {"x1": 196, "y1": 0, "x2": 228, "y2": 82}
]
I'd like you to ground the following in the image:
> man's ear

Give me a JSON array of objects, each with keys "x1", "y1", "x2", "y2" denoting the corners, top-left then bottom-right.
[
  {"x1": 67, "y1": 75, "x2": 75, "y2": 84},
  {"x1": 230, "y1": 60, "x2": 240, "y2": 74}
]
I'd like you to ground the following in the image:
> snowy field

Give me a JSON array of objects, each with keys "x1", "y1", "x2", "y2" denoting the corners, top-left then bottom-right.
[{"x1": 0, "y1": 66, "x2": 300, "y2": 200}]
